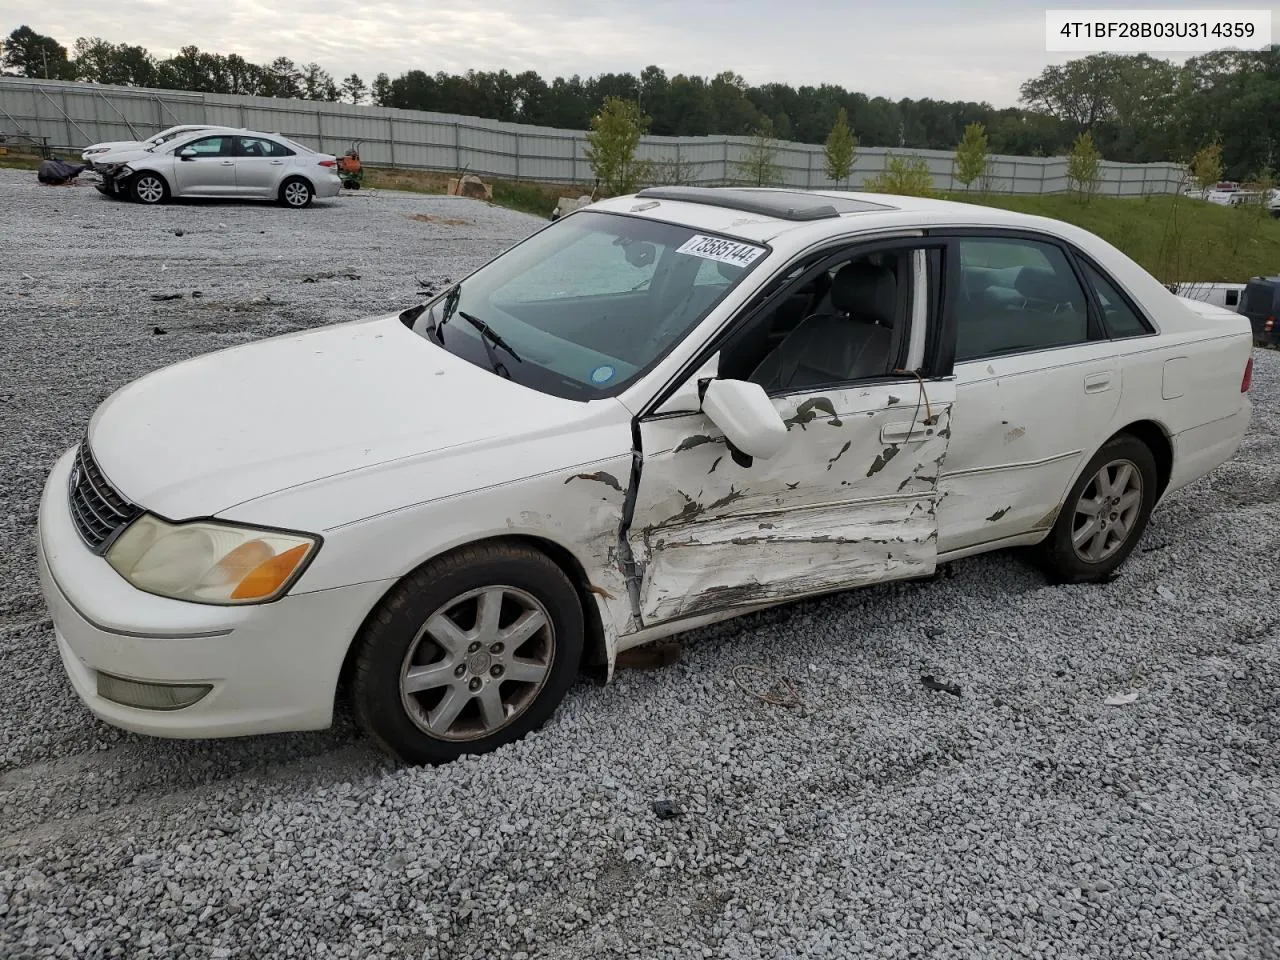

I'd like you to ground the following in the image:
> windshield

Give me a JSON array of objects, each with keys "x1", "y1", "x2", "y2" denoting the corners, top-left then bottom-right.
[
  {"x1": 149, "y1": 126, "x2": 197, "y2": 146},
  {"x1": 406, "y1": 211, "x2": 766, "y2": 400}
]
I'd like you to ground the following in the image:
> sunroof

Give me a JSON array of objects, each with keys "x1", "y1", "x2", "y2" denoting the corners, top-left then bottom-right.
[{"x1": 633, "y1": 186, "x2": 894, "y2": 221}]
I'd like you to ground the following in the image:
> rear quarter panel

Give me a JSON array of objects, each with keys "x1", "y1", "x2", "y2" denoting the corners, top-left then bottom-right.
[{"x1": 1111, "y1": 297, "x2": 1252, "y2": 495}]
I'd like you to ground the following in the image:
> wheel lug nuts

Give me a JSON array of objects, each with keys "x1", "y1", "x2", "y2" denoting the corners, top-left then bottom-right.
[
  {"x1": 468, "y1": 677, "x2": 482, "y2": 692},
  {"x1": 468, "y1": 641, "x2": 481, "y2": 653},
  {"x1": 490, "y1": 642, "x2": 504, "y2": 655},
  {"x1": 491, "y1": 664, "x2": 504, "y2": 678},
  {"x1": 454, "y1": 664, "x2": 466, "y2": 678}
]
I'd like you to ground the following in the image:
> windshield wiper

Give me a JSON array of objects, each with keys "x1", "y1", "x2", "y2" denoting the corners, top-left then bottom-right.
[
  {"x1": 458, "y1": 310, "x2": 523, "y2": 364},
  {"x1": 432, "y1": 284, "x2": 462, "y2": 342}
]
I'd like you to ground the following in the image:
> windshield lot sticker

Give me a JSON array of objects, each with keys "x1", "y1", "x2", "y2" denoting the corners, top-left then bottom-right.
[
  {"x1": 590, "y1": 364, "x2": 616, "y2": 384},
  {"x1": 676, "y1": 235, "x2": 766, "y2": 268}
]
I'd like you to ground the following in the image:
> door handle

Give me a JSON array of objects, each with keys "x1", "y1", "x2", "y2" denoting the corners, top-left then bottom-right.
[
  {"x1": 220, "y1": 160, "x2": 234, "y2": 166},
  {"x1": 270, "y1": 160, "x2": 283, "y2": 165},
  {"x1": 881, "y1": 421, "x2": 932, "y2": 444},
  {"x1": 1083, "y1": 372, "x2": 1113, "y2": 393}
]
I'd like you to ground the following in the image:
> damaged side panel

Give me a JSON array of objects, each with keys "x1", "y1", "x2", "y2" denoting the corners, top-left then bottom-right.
[
  {"x1": 627, "y1": 382, "x2": 956, "y2": 628},
  {"x1": 638, "y1": 498, "x2": 936, "y2": 622}
]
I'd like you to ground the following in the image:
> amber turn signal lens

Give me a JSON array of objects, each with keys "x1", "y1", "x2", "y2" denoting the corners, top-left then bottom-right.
[
  {"x1": 215, "y1": 539, "x2": 274, "y2": 582},
  {"x1": 230, "y1": 544, "x2": 311, "y2": 600}
]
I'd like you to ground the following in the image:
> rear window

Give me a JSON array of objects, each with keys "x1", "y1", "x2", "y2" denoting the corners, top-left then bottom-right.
[{"x1": 1240, "y1": 281, "x2": 1279, "y2": 315}]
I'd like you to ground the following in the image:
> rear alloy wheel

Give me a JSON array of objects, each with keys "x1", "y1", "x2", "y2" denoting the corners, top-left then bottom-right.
[
  {"x1": 279, "y1": 177, "x2": 313, "y2": 208},
  {"x1": 1037, "y1": 434, "x2": 1158, "y2": 584},
  {"x1": 351, "y1": 543, "x2": 584, "y2": 764},
  {"x1": 131, "y1": 173, "x2": 168, "y2": 205}
]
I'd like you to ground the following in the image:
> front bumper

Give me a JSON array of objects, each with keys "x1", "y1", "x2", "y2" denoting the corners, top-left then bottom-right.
[{"x1": 36, "y1": 447, "x2": 391, "y2": 739}]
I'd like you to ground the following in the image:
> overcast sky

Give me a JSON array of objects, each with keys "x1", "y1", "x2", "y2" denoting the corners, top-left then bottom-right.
[{"x1": 7, "y1": 0, "x2": 1280, "y2": 106}]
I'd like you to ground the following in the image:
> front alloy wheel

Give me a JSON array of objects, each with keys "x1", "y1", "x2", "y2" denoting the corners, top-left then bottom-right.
[
  {"x1": 132, "y1": 174, "x2": 167, "y2": 204},
  {"x1": 399, "y1": 586, "x2": 554, "y2": 741},
  {"x1": 352, "y1": 543, "x2": 584, "y2": 764}
]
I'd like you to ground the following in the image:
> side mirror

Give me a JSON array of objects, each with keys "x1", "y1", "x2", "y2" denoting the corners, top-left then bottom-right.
[
  {"x1": 701, "y1": 378, "x2": 788, "y2": 461},
  {"x1": 177, "y1": 148, "x2": 195, "y2": 160}
]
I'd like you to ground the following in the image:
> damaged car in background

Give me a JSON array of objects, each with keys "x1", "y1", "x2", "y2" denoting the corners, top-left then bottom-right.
[
  {"x1": 80, "y1": 123, "x2": 236, "y2": 167},
  {"x1": 36, "y1": 186, "x2": 1254, "y2": 765},
  {"x1": 94, "y1": 128, "x2": 341, "y2": 207}
]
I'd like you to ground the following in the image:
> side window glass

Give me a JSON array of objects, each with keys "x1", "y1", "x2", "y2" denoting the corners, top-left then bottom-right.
[
  {"x1": 955, "y1": 238, "x2": 1091, "y2": 361},
  {"x1": 1080, "y1": 261, "x2": 1150, "y2": 338},
  {"x1": 184, "y1": 137, "x2": 229, "y2": 156}
]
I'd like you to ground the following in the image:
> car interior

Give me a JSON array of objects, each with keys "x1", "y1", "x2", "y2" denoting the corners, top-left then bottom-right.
[
  {"x1": 717, "y1": 250, "x2": 908, "y2": 392},
  {"x1": 954, "y1": 261, "x2": 1088, "y2": 359}
]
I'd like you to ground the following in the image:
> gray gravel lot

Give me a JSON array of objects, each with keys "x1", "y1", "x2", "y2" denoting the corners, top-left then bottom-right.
[{"x1": 1, "y1": 166, "x2": 1277, "y2": 959}]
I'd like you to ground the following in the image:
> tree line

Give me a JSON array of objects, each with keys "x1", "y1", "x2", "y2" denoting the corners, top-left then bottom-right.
[{"x1": 3, "y1": 25, "x2": 1277, "y2": 178}]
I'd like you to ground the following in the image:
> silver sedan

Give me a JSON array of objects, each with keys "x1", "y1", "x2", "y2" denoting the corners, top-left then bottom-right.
[{"x1": 95, "y1": 130, "x2": 342, "y2": 208}]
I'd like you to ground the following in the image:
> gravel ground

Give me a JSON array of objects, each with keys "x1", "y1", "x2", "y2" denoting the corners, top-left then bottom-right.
[{"x1": 1, "y1": 166, "x2": 1277, "y2": 960}]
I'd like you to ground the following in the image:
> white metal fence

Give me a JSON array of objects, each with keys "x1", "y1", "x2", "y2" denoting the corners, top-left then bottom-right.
[{"x1": 0, "y1": 77, "x2": 1188, "y2": 195}]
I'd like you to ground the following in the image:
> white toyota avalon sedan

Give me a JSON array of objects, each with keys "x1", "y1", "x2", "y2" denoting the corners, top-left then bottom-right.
[{"x1": 36, "y1": 187, "x2": 1254, "y2": 764}]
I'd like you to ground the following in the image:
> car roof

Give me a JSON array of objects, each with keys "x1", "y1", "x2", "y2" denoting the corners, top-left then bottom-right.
[{"x1": 589, "y1": 186, "x2": 1098, "y2": 246}]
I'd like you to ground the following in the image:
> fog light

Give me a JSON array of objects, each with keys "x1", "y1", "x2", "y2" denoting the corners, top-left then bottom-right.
[{"x1": 96, "y1": 672, "x2": 212, "y2": 710}]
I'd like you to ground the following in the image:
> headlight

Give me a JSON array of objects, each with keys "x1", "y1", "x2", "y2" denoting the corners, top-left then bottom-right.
[{"x1": 105, "y1": 515, "x2": 319, "y2": 605}]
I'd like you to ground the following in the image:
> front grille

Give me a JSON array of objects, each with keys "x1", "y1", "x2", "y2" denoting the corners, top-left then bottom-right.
[{"x1": 67, "y1": 440, "x2": 140, "y2": 553}]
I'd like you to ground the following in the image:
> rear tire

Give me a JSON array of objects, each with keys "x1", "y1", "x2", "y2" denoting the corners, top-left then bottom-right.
[
  {"x1": 1037, "y1": 434, "x2": 1159, "y2": 584},
  {"x1": 279, "y1": 177, "x2": 313, "y2": 208},
  {"x1": 351, "y1": 543, "x2": 584, "y2": 765},
  {"x1": 130, "y1": 173, "x2": 168, "y2": 205}
]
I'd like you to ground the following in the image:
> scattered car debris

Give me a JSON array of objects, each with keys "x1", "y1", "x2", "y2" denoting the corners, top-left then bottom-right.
[
  {"x1": 1104, "y1": 691, "x2": 1140, "y2": 706},
  {"x1": 921, "y1": 675, "x2": 962, "y2": 697},
  {"x1": 173, "y1": 228, "x2": 185, "y2": 237},
  {"x1": 36, "y1": 158, "x2": 88, "y2": 186},
  {"x1": 150, "y1": 293, "x2": 183, "y2": 301},
  {"x1": 446, "y1": 173, "x2": 493, "y2": 201},
  {"x1": 651, "y1": 799, "x2": 683, "y2": 820},
  {"x1": 1157, "y1": 585, "x2": 1178, "y2": 602},
  {"x1": 152, "y1": 326, "x2": 167, "y2": 336},
  {"x1": 191, "y1": 290, "x2": 203, "y2": 298},
  {"x1": 732, "y1": 665, "x2": 807, "y2": 709},
  {"x1": 407, "y1": 213, "x2": 470, "y2": 226},
  {"x1": 20, "y1": 273, "x2": 34, "y2": 281},
  {"x1": 302, "y1": 271, "x2": 361, "y2": 283}
]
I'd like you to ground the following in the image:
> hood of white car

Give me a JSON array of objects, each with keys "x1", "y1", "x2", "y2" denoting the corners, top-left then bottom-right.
[
  {"x1": 88, "y1": 314, "x2": 605, "y2": 519},
  {"x1": 85, "y1": 140, "x2": 143, "y2": 154},
  {"x1": 95, "y1": 145, "x2": 162, "y2": 165}
]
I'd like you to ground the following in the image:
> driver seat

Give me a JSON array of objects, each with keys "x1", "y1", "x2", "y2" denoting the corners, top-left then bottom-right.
[{"x1": 749, "y1": 261, "x2": 897, "y2": 391}]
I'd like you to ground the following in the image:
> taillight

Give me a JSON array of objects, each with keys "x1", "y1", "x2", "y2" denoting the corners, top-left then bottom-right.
[
  {"x1": 1242, "y1": 356, "x2": 1253, "y2": 392},
  {"x1": 1266, "y1": 316, "x2": 1275, "y2": 332},
  {"x1": 319, "y1": 159, "x2": 336, "y2": 167}
]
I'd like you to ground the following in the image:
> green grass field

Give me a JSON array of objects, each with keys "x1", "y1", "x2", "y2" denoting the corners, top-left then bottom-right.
[{"x1": 941, "y1": 191, "x2": 1280, "y2": 283}]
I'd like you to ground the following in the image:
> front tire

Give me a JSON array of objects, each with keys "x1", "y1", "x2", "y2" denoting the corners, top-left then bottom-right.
[
  {"x1": 130, "y1": 173, "x2": 168, "y2": 205},
  {"x1": 1037, "y1": 434, "x2": 1159, "y2": 584},
  {"x1": 279, "y1": 177, "x2": 314, "y2": 208},
  {"x1": 351, "y1": 543, "x2": 584, "y2": 765}
]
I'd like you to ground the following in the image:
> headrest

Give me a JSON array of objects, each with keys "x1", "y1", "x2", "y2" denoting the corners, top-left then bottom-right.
[
  {"x1": 1014, "y1": 265, "x2": 1076, "y2": 303},
  {"x1": 831, "y1": 261, "x2": 897, "y2": 325}
]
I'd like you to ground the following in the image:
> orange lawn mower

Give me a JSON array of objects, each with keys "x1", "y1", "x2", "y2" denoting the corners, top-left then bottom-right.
[{"x1": 337, "y1": 141, "x2": 364, "y2": 189}]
